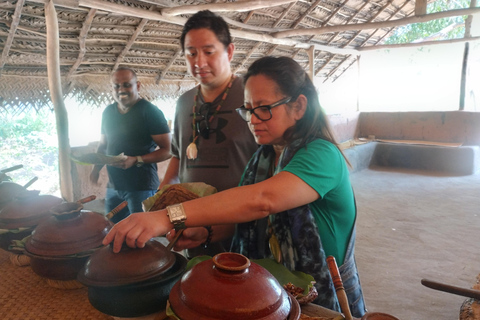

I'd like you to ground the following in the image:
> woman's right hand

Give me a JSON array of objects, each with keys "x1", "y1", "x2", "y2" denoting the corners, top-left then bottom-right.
[
  {"x1": 166, "y1": 227, "x2": 209, "y2": 251},
  {"x1": 103, "y1": 210, "x2": 172, "y2": 253}
]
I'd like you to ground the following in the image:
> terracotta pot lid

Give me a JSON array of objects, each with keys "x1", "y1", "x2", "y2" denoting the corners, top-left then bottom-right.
[
  {"x1": 361, "y1": 312, "x2": 400, "y2": 320},
  {"x1": 168, "y1": 252, "x2": 293, "y2": 320},
  {"x1": 0, "y1": 193, "x2": 62, "y2": 229},
  {"x1": 78, "y1": 239, "x2": 176, "y2": 287},
  {"x1": 0, "y1": 181, "x2": 27, "y2": 207},
  {"x1": 25, "y1": 202, "x2": 113, "y2": 256}
]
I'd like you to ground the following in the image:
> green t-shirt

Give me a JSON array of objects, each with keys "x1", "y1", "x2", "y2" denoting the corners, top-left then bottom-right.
[{"x1": 282, "y1": 139, "x2": 355, "y2": 265}]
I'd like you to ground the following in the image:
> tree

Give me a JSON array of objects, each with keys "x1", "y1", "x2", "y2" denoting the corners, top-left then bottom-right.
[{"x1": 384, "y1": 0, "x2": 473, "y2": 44}]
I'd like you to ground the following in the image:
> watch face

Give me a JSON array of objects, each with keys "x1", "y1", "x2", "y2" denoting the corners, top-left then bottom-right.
[
  {"x1": 168, "y1": 204, "x2": 186, "y2": 222},
  {"x1": 169, "y1": 206, "x2": 183, "y2": 219}
]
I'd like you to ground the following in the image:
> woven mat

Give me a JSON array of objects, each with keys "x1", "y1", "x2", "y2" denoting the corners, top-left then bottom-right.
[
  {"x1": 0, "y1": 249, "x2": 112, "y2": 320},
  {"x1": 0, "y1": 249, "x2": 341, "y2": 320}
]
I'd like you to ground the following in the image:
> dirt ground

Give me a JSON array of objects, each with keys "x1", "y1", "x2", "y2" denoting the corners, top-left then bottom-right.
[{"x1": 350, "y1": 167, "x2": 480, "y2": 320}]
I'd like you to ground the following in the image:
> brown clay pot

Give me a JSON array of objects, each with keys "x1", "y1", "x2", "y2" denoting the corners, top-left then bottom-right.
[
  {"x1": 0, "y1": 181, "x2": 28, "y2": 210},
  {"x1": 0, "y1": 192, "x2": 63, "y2": 251},
  {"x1": 24, "y1": 202, "x2": 113, "y2": 280},
  {"x1": 0, "y1": 192, "x2": 63, "y2": 229},
  {"x1": 78, "y1": 239, "x2": 187, "y2": 317},
  {"x1": 168, "y1": 252, "x2": 300, "y2": 320}
]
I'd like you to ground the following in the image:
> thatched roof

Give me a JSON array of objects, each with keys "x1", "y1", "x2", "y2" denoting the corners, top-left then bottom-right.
[{"x1": 0, "y1": 0, "x2": 478, "y2": 113}]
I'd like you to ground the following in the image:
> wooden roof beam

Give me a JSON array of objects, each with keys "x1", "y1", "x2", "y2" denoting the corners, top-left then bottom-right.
[
  {"x1": 274, "y1": 7, "x2": 480, "y2": 38},
  {"x1": 291, "y1": 0, "x2": 322, "y2": 28},
  {"x1": 155, "y1": 49, "x2": 181, "y2": 84},
  {"x1": 342, "y1": 0, "x2": 394, "y2": 48},
  {"x1": 111, "y1": 5, "x2": 155, "y2": 72},
  {"x1": 161, "y1": 0, "x2": 297, "y2": 16},
  {"x1": 233, "y1": 42, "x2": 261, "y2": 74},
  {"x1": 464, "y1": 0, "x2": 478, "y2": 38},
  {"x1": 66, "y1": 8, "x2": 96, "y2": 82},
  {"x1": 415, "y1": 0, "x2": 427, "y2": 16},
  {"x1": 42, "y1": 0, "x2": 358, "y2": 55},
  {"x1": 273, "y1": 1, "x2": 297, "y2": 28},
  {"x1": 0, "y1": 0, "x2": 25, "y2": 73}
]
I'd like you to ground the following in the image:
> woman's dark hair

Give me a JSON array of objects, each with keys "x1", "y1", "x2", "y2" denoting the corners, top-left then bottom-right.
[
  {"x1": 180, "y1": 10, "x2": 232, "y2": 52},
  {"x1": 244, "y1": 56, "x2": 350, "y2": 164}
]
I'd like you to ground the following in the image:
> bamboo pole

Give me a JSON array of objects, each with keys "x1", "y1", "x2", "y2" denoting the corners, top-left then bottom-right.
[
  {"x1": 161, "y1": 0, "x2": 296, "y2": 16},
  {"x1": 307, "y1": 45, "x2": 315, "y2": 80},
  {"x1": 46, "y1": 0, "x2": 74, "y2": 201},
  {"x1": 459, "y1": 42, "x2": 469, "y2": 110}
]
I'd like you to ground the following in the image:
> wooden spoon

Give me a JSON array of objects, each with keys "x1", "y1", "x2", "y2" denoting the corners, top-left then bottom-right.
[
  {"x1": 421, "y1": 278, "x2": 480, "y2": 300},
  {"x1": 166, "y1": 229, "x2": 184, "y2": 251},
  {"x1": 105, "y1": 201, "x2": 128, "y2": 220},
  {"x1": 327, "y1": 256, "x2": 353, "y2": 320}
]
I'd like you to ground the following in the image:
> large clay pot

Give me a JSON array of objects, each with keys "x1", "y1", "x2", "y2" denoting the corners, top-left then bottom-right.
[
  {"x1": 0, "y1": 174, "x2": 38, "y2": 210},
  {"x1": 0, "y1": 182, "x2": 27, "y2": 210},
  {"x1": 361, "y1": 313, "x2": 400, "y2": 320},
  {"x1": 0, "y1": 192, "x2": 63, "y2": 251},
  {"x1": 78, "y1": 239, "x2": 187, "y2": 317},
  {"x1": 24, "y1": 202, "x2": 113, "y2": 280},
  {"x1": 168, "y1": 252, "x2": 301, "y2": 320}
]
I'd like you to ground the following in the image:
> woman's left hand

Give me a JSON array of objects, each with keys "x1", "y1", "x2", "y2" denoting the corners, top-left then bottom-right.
[{"x1": 166, "y1": 227, "x2": 208, "y2": 251}]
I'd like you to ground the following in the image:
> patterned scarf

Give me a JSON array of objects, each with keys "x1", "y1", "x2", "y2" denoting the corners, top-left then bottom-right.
[{"x1": 231, "y1": 142, "x2": 341, "y2": 312}]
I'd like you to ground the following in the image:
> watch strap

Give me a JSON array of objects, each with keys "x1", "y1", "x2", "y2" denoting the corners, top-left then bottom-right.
[{"x1": 136, "y1": 155, "x2": 144, "y2": 167}]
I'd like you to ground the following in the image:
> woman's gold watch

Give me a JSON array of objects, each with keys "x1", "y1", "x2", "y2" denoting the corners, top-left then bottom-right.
[{"x1": 166, "y1": 203, "x2": 187, "y2": 231}]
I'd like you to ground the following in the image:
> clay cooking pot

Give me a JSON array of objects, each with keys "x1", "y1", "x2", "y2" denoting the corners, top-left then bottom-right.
[
  {"x1": 168, "y1": 252, "x2": 301, "y2": 320},
  {"x1": 0, "y1": 192, "x2": 63, "y2": 251},
  {"x1": 24, "y1": 202, "x2": 113, "y2": 280},
  {"x1": 78, "y1": 239, "x2": 187, "y2": 318}
]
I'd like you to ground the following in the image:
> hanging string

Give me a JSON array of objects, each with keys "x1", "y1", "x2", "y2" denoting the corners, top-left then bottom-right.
[{"x1": 186, "y1": 75, "x2": 235, "y2": 160}]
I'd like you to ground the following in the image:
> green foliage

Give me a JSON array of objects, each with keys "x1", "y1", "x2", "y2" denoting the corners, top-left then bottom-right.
[
  {"x1": 0, "y1": 111, "x2": 60, "y2": 195},
  {"x1": 384, "y1": 0, "x2": 473, "y2": 44}
]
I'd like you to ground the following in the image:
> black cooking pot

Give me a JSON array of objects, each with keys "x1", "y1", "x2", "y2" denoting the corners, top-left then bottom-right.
[{"x1": 78, "y1": 239, "x2": 187, "y2": 318}]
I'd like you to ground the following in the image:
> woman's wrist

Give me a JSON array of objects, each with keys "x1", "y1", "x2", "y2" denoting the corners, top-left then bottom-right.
[{"x1": 156, "y1": 209, "x2": 174, "y2": 235}]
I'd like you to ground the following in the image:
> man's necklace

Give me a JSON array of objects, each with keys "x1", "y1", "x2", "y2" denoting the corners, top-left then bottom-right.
[{"x1": 186, "y1": 75, "x2": 235, "y2": 160}]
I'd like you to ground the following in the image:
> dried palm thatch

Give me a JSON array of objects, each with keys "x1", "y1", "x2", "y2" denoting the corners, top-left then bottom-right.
[{"x1": 0, "y1": 0, "x2": 478, "y2": 114}]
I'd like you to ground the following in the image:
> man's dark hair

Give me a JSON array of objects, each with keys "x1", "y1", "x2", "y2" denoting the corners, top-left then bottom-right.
[
  {"x1": 180, "y1": 10, "x2": 232, "y2": 52},
  {"x1": 113, "y1": 67, "x2": 137, "y2": 82}
]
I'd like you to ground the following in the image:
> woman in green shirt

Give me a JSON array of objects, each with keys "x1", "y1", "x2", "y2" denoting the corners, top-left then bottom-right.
[{"x1": 104, "y1": 56, "x2": 366, "y2": 317}]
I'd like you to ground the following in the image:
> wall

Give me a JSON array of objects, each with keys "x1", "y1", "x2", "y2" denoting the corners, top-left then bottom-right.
[
  {"x1": 358, "y1": 111, "x2": 480, "y2": 145},
  {"x1": 328, "y1": 112, "x2": 360, "y2": 142}
]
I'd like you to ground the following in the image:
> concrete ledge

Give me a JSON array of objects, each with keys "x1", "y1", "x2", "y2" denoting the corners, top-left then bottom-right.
[
  {"x1": 345, "y1": 141, "x2": 480, "y2": 175},
  {"x1": 344, "y1": 142, "x2": 378, "y2": 174}
]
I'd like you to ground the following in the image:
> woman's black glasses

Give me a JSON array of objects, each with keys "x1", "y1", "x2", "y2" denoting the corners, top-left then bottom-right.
[
  {"x1": 235, "y1": 96, "x2": 292, "y2": 122},
  {"x1": 195, "y1": 102, "x2": 213, "y2": 139}
]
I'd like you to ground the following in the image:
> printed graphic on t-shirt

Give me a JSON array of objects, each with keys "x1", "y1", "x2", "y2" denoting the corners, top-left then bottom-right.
[{"x1": 187, "y1": 147, "x2": 229, "y2": 168}]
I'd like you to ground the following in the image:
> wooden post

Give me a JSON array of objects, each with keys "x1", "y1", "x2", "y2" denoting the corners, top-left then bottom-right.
[
  {"x1": 459, "y1": 42, "x2": 469, "y2": 111},
  {"x1": 307, "y1": 45, "x2": 315, "y2": 80},
  {"x1": 415, "y1": 0, "x2": 427, "y2": 16},
  {"x1": 356, "y1": 56, "x2": 361, "y2": 112},
  {"x1": 46, "y1": 0, "x2": 74, "y2": 201}
]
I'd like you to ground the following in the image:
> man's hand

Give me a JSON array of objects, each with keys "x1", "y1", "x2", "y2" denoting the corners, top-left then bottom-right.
[{"x1": 109, "y1": 156, "x2": 137, "y2": 169}]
